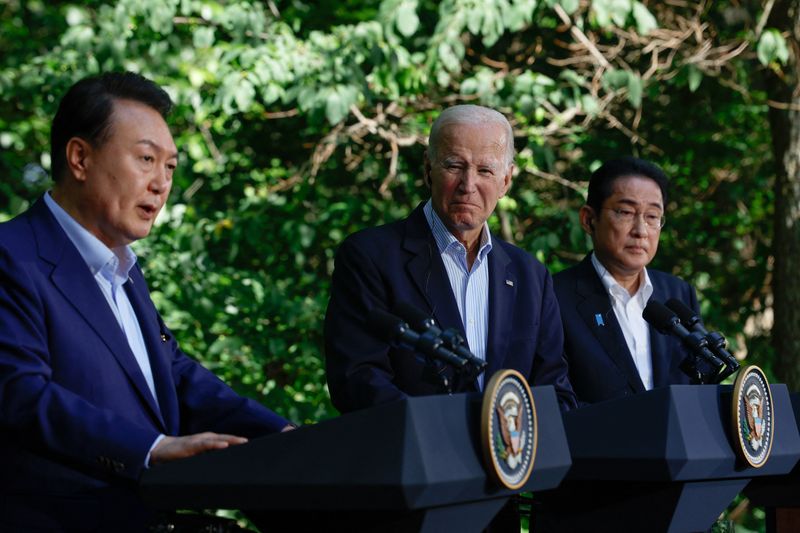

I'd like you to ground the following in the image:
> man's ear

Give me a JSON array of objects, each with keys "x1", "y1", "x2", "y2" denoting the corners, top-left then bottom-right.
[
  {"x1": 579, "y1": 205, "x2": 596, "y2": 234},
  {"x1": 65, "y1": 137, "x2": 92, "y2": 183},
  {"x1": 499, "y1": 163, "x2": 514, "y2": 197}
]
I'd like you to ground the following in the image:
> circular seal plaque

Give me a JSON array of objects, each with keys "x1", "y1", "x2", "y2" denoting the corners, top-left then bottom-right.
[
  {"x1": 480, "y1": 369, "x2": 537, "y2": 489},
  {"x1": 731, "y1": 365, "x2": 774, "y2": 468}
]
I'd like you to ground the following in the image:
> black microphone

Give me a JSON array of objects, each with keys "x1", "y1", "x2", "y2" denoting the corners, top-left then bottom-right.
[
  {"x1": 392, "y1": 301, "x2": 487, "y2": 371},
  {"x1": 665, "y1": 298, "x2": 740, "y2": 377},
  {"x1": 367, "y1": 308, "x2": 468, "y2": 369},
  {"x1": 642, "y1": 300, "x2": 726, "y2": 382}
]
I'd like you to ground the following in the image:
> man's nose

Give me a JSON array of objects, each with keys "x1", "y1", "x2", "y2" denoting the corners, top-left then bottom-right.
[
  {"x1": 149, "y1": 166, "x2": 172, "y2": 195},
  {"x1": 630, "y1": 213, "x2": 649, "y2": 236},
  {"x1": 458, "y1": 167, "x2": 479, "y2": 192}
]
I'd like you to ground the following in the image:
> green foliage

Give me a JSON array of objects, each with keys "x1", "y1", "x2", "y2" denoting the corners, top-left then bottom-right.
[
  {"x1": 757, "y1": 28, "x2": 790, "y2": 66},
  {"x1": 0, "y1": 0, "x2": 782, "y2": 450}
]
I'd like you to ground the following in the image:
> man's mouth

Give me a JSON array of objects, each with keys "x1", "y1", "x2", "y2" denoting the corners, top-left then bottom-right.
[{"x1": 137, "y1": 203, "x2": 159, "y2": 217}]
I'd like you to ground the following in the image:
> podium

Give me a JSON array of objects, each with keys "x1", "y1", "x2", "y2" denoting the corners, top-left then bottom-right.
[
  {"x1": 140, "y1": 386, "x2": 571, "y2": 532},
  {"x1": 744, "y1": 392, "x2": 800, "y2": 531},
  {"x1": 535, "y1": 385, "x2": 800, "y2": 533}
]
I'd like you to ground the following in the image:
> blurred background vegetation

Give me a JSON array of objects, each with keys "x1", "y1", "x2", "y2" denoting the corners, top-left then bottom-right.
[{"x1": 1, "y1": 0, "x2": 798, "y2": 530}]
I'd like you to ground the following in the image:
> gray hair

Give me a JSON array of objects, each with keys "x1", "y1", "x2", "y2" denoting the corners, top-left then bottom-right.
[{"x1": 427, "y1": 105, "x2": 516, "y2": 168}]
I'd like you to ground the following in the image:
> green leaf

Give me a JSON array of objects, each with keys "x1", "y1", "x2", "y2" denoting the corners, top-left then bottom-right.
[
  {"x1": 626, "y1": 72, "x2": 643, "y2": 107},
  {"x1": 193, "y1": 27, "x2": 215, "y2": 49},
  {"x1": 592, "y1": 0, "x2": 631, "y2": 28},
  {"x1": 632, "y1": 2, "x2": 657, "y2": 35},
  {"x1": 757, "y1": 28, "x2": 790, "y2": 66},
  {"x1": 558, "y1": 0, "x2": 580, "y2": 15},
  {"x1": 234, "y1": 78, "x2": 255, "y2": 111},
  {"x1": 581, "y1": 94, "x2": 599, "y2": 115},
  {"x1": 324, "y1": 85, "x2": 358, "y2": 125},
  {"x1": 395, "y1": 1, "x2": 419, "y2": 37},
  {"x1": 438, "y1": 42, "x2": 461, "y2": 73},
  {"x1": 461, "y1": 77, "x2": 479, "y2": 95},
  {"x1": 467, "y1": 6, "x2": 483, "y2": 35},
  {"x1": 687, "y1": 65, "x2": 703, "y2": 92},
  {"x1": 602, "y1": 68, "x2": 630, "y2": 90}
]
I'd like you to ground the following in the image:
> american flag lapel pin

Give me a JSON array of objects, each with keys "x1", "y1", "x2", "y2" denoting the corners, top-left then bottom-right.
[{"x1": 505, "y1": 279, "x2": 514, "y2": 287}]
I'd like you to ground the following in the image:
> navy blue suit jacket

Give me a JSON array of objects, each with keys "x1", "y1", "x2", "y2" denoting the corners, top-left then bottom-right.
[
  {"x1": 0, "y1": 198, "x2": 289, "y2": 531},
  {"x1": 553, "y1": 253, "x2": 698, "y2": 405},
  {"x1": 324, "y1": 203, "x2": 576, "y2": 413}
]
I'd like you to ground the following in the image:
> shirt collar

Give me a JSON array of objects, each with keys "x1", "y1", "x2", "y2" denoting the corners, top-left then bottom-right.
[
  {"x1": 423, "y1": 199, "x2": 492, "y2": 260},
  {"x1": 590, "y1": 252, "x2": 653, "y2": 305},
  {"x1": 44, "y1": 191, "x2": 137, "y2": 284}
]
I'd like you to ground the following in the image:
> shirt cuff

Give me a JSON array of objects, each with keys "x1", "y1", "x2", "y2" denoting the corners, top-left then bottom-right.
[{"x1": 144, "y1": 434, "x2": 166, "y2": 468}]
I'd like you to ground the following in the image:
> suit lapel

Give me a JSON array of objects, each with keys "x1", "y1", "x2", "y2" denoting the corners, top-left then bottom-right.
[
  {"x1": 647, "y1": 279, "x2": 671, "y2": 388},
  {"x1": 29, "y1": 199, "x2": 167, "y2": 432},
  {"x1": 573, "y1": 255, "x2": 646, "y2": 394},
  {"x1": 485, "y1": 242, "x2": 514, "y2": 377},
  {"x1": 124, "y1": 270, "x2": 177, "y2": 433},
  {"x1": 403, "y1": 204, "x2": 464, "y2": 334}
]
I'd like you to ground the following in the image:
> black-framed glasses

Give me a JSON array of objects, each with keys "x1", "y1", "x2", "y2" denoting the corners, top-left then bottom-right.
[{"x1": 603, "y1": 207, "x2": 665, "y2": 230}]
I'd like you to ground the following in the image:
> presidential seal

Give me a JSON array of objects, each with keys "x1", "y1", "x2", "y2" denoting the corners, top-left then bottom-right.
[
  {"x1": 731, "y1": 365, "x2": 774, "y2": 468},
  {"x1": 480, "y1": 369, "x2": 537, "y2": 490}
]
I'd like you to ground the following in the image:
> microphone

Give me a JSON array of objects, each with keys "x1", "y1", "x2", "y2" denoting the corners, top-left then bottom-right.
[
  {"x1": 665, "y1": 298, "x2": 740, "y2": 378},
  {"x1": 366, "y1": 308, "x2": 468, "y2": 369},
  {"x1": 392, "y1": 301, "x2": 487, "y2": 372},
  {"x1": 642, "y1": 300, "x2": 725, "y2": 383}
]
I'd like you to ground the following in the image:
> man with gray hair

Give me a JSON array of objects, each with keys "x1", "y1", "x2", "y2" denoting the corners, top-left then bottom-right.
[{"x1": 325, "y1": 104, "x2": 576, "y2": 413}]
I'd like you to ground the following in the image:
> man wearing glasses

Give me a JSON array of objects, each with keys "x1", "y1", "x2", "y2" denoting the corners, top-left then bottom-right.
[{"x1": 553, "y1": 157, "x2": 700, "y2": 404}]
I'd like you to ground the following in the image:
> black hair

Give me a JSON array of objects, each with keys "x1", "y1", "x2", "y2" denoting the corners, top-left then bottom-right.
[
  {"x1": 50, "y1": 71, "x2": 173, "y2": 182},
  {"x1": 586, "y1": 156, "x2": 669, "y2": 212}
]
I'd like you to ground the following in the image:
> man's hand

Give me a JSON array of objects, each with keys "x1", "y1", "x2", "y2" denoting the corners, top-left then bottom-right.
[{"x1": 150, "y1": 432, "x2": 248, "y2": 465}]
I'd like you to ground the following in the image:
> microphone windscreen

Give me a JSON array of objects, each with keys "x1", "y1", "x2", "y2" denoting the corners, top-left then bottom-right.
[
  {"x1": 642, "y1": 300, "x2": 677, "y2": 334},
  {"x1": 392, "y1": 301, "x2": 431, "y2": 331},
  {"x1": 665, "y1": 298, "x2": 697, "y2": 326},
  {"x1": 366, "y1": 308, "x2": 403, "y2": 341}
]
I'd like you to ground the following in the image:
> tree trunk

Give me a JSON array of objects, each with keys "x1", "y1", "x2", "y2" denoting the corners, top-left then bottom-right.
[{"x1": 769, "y1": 1, "x2": 800, "y2": 389}]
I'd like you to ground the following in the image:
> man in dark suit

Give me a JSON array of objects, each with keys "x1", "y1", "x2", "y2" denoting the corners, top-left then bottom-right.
[
  {"x1": 553, "y1": 157, "x2": 699, "y2": 404},
  {"x1": 0, "y1": 72, "x2": 293, "y2": 532},
  {"x1": 325, "y1": 105, "x2": 576, "y2": 413}
]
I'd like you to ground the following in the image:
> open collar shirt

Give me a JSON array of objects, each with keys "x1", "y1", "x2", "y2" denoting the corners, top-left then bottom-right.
[
  {"x1": 424, "y1": 200, "x2": 492, "y2": 388},
  {"x1": 591, "y1": 252, "x2": 654, "y2": 390},
  {"x1": 44, "y1": 192, "x2": 160, "y2": 407}
]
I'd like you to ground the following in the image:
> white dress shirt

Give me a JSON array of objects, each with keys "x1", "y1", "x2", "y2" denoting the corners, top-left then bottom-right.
[
  {"x1": 591, "y1": 253, "x2": 654, "y2": 390},
  {"x1": 424, "y1": 200, "x2": 491, "y2": 388},
  {"x1": 44, "y1": 193, "x2": 161, "y2": 406}
]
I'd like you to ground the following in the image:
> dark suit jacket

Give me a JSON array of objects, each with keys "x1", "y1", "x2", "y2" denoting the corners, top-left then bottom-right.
[
  {"x1": 0, "y1": 198, "x2": 289, "y2": 531},
  {"x1": 553, "y1": 253, "x2": 698, "y2": 405},
  {"x1": 324, "y1": 203, "x2": 576, "y2": 413}
]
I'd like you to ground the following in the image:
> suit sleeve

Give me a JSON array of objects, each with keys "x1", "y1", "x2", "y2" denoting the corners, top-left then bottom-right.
[
  {"x1": 531, "y1": 269, "x2": 578, "y2": 411},
  {"x1": 0, "y1": 246, "x2": 159, "y2": 481},
  {"x1": 324, "y1": 235, "x2": 407, "y2": 413}
]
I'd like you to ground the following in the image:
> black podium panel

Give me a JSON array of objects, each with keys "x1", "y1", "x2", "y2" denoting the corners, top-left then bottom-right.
[
  {"x1": 566, "y1": 384, "x2": 799, "y2": 480},
  {"x1": 535, "y1": 385, "x2": 800, "y2": 533},
  {"x1": 746, "y1": 392, "x2": 800, "y2": 508},
  {"x1": 141, "y1": 386, "x2": 570, "y2": 532}
]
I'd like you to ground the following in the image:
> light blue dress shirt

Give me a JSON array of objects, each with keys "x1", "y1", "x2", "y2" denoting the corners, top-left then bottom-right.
[
  {"x1": 424, "y1": 200, "x2": 492, "y2": 388},
  {"x1": 44, "y1": 192, "x2": 161, "y2": 408}
]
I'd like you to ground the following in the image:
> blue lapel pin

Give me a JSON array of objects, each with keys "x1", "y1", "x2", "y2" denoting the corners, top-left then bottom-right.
[{"x1": 595, "y1": 313, "x2": 605, "y2": 326}]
